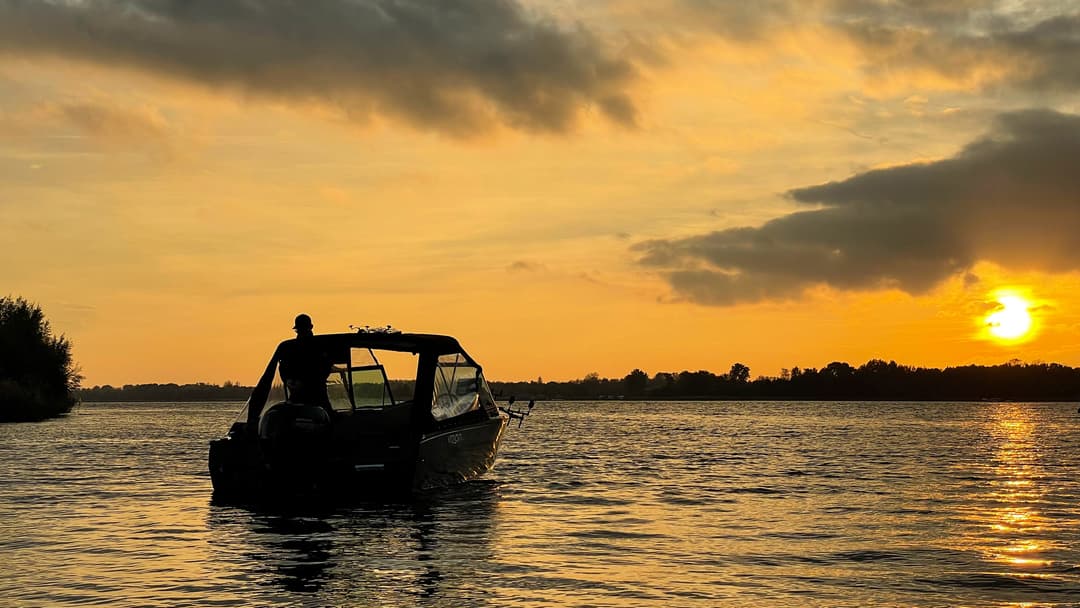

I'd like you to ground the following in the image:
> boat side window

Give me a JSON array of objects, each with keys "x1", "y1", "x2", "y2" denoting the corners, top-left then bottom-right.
[
  {"x1": 348, "y1": 348, "x2": 418, "y2": 409},
  {"x1": 432, "y1": 353, "x2": 480, "y2": 421},
  {"x1": 326, "y1": 365, "x2": 352, "y2": 412},
  {"x1": 351, "y1": 366, "x2": 393, "y2": 408}
]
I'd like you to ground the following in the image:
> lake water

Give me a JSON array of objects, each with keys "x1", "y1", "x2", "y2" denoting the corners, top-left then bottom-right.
[{"x1": 1, "y1": 401, "x2": 1079, "y2": 607}]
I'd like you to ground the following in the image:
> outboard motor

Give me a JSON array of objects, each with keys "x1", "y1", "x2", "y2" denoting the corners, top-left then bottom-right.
[{"x1": 258, "y1": 401, "x2": 332, "y2": 474}]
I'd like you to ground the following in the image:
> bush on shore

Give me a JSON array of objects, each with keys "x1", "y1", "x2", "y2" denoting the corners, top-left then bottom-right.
[{"x1": 0, "y1": 297, "x2": 81, "y2": 422}]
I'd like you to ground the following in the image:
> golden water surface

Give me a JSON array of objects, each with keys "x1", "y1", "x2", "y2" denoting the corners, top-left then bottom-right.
[{"x1": 0, "y1": 401, "x2": 1078, "y2": 606}]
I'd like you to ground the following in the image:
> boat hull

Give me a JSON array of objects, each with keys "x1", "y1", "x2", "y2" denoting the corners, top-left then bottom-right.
[
  {"x1": 208, "y1": 414, "x2": 508, "y2": 499},
  {"x1": 416, "y1": 418, "x2": 509, "y2": 490}
]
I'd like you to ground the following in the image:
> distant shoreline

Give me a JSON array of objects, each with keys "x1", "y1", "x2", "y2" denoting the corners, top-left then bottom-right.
[
  {"x1": 77, "y1": 396, "x2": 1079, "y2": 404},
  {"x1": 79, "y1": 360, "x2": 1080, "y2": 404}
]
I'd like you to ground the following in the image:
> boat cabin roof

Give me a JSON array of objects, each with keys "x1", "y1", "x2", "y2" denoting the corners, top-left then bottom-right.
[
  {"x1": 281, "y1": 331, "x2": 468, "y2": 358},
  {"x1": 243, "y1": 330, "x2": 485, "y2": 423}
]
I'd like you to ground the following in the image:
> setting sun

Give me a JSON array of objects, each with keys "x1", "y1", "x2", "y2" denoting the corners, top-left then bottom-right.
[{"x1": 986, "y1": 294, "x2": 1033, "y2": 341}]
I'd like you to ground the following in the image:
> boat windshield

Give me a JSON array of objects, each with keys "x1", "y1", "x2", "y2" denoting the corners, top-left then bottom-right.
[{"x1": 432, "y1": 353, "x2": 493, "y2": 421}]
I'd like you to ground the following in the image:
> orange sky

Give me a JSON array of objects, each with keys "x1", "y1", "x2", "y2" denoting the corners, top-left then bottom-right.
[{"x1": 2, "y1": 1, "x2": 1079, "y2": 385}]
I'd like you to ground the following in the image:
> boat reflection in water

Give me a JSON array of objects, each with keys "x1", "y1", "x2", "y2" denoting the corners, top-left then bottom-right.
[
  {"x1": 209, "y1": 328, "x2": 509, "y2": 499},
  {"x1": 206, "y1": 482, "x2": 501, "y2": 604}
]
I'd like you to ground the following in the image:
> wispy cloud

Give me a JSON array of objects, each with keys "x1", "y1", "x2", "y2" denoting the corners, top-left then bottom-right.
[
  {"x1": 507, "y1": 259, "x2": 547, "y2": 272},
  {"x1": 0, "y1": 97, "x2": 176, "y2": 161},
  {"x1": 53, "y1": 102, "x2": 170, "y2": 141}
]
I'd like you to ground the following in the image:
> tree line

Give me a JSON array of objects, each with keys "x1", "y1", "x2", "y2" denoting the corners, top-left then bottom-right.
[
  {"x1": 79, "y1": 380, "x2": 418, "y2": 402},
  {"x1": 490, "y1": 360, "x2": 1080, "y2": 402},
  {"x1": 77, "y1": 359, "x2": 1080, "y2": 403},
  {"x1": 79, "y1": 381, "x2": 253, "y2": 402}
]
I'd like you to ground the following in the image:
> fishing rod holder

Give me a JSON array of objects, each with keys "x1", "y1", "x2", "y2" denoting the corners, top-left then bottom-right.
[{"x1": 499, "y1": 397, "x2": 535, "y2": 428}]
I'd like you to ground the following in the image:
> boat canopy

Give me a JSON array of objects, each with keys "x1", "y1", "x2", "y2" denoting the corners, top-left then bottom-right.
[
  {"x1": 291, "y1": 332, "x2": 471, "y2": 359},
  {"x1": 244, "y1": 331, "x2": 493, "y2": 426}
]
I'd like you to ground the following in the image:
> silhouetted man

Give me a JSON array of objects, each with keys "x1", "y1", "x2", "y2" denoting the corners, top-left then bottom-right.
[
  {"x1": 244, "y1": 314, "x2": 334, "y2": 430},
  {"x1": 277, "y1": 313, "x2": 333, "y2": 413}
]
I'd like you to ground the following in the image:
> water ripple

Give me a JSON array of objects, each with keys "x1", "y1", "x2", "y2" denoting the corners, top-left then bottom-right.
[{"x1": 2, "y1": 401, "x2": 1080, "y2": 606}]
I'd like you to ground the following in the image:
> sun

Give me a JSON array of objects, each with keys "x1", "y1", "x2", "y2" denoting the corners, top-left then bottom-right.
[{"x1": 985, "y1": 294, "x2": 1033, "y2": 341}]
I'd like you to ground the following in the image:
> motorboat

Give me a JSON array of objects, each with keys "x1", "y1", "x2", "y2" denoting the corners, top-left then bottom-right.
[{"x1": 209, "y1": 328, "x2": 510, "y2": 498}]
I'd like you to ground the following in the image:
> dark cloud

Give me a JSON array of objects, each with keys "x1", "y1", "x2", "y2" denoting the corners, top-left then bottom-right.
[
  {"x1": 659, "y1": 0, "x2": 1079, "y2": 94},
  {"x1": 0, "y1": 0, "x2": 637, "y2": 135},
  {"x1": 996, "y1": 14, "x2": 1080, "y2": 92},
  {"x1": 654, "y1": 0, "x2": 799, "y2": 40},
  {"x1": 636, "y1": 109, "x2": 1080, "y2": 305},
  {"x1": 828, "y1": 1, "x2": 1080, "y2": 93}
]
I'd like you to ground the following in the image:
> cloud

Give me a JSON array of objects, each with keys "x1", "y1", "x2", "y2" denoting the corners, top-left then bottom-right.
[
  {"x1": 992, "y1": 13, "x2": 1080, "y2": 92},
  {"x1": 52, "y1": 102, "x2": 170, "y2": 141},
  {"x1": 642, "y1": 0, "x2": 801, "y2": 41},
  {"x1": 635, "y1": 109, "x2": 1080, "y2": 305},
  {"x1": 836, "y1": 4, "x2": 1080, "y2": 93},
  {"x1": 0, "y1": 98, "x2": 173, "y2": 157},
  {"x1": 507, "y1": 260, "x2": 546, "y2": 272},
  {"x1": 634, "y1": 1, "x2": 1079, "y2": 95},
  {"x1": 0, "y1": 0, "x2": 638, "y2": 136}
]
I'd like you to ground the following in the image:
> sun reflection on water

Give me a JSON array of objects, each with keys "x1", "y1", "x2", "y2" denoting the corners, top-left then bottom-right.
[{"x1": 977, "y1": 405, "x2": 1055, "y2": 572}]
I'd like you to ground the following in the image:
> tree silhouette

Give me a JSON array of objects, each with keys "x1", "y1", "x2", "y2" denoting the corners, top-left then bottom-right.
[
  {"x1": 728, "y1": 363, "x2": 750, "y2": 383},
  {"x1": 622, "y1": 369, "x2": 648, "y2": 397},
  {"x1": 0, "y1": 297, "x2": 82, "y2": 421}
]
